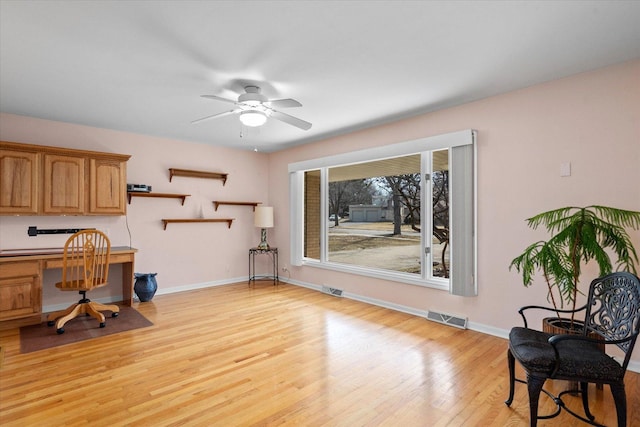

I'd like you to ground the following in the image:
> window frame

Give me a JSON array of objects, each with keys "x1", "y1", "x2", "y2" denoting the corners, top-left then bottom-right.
[{"x1": 288, "y1": 130, "x2": 477, "y2": 294}]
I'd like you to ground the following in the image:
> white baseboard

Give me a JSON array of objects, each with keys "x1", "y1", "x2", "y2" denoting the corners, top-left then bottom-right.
[{"x1": 154, "y1": 276, "x2": 245, "y2": 296}]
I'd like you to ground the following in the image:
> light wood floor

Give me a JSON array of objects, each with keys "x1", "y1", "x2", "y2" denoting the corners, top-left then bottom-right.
[{"x1": 1, "y1": 282, "x2": 638, "y2": 426}]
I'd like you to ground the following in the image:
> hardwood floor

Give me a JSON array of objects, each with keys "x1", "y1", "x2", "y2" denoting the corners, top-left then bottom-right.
[{"x1": 1, "y1": 282, "x2": 638, "y2": 426}]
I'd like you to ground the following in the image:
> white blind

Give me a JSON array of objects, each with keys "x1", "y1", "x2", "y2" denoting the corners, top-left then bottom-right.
[
  {"x1": 289, "y1": 171, "x2": 304, "y2": 266},
  {"x1": 450, "y1": 142, "x2": 476, "y2": 296}
]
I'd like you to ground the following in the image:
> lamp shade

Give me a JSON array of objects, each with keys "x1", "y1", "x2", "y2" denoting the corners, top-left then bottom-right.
[
  {"x1": 254, "y1": 206, "x2": 274, "y2": 228},
  {"x1": 240, "y1": 110, "x2": 267, "y2": 127}
]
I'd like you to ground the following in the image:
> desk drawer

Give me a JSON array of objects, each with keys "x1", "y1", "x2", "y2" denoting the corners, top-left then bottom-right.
[
  {"x1": 44, "y1": 253, "x2": 132, "y2": 269},
  {"x1": 110, "y1": 253, "x2": 133, "y2": 264},
  {"x1": 43, "y1": 259, "x2": 64, "y2": 269},
  {"x1": 0, "y1": 260, "x2": 40, "y2": 279}
]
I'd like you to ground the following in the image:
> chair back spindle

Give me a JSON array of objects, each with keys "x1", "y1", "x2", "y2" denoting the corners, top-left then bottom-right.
[{"x1": 60, "y1": 230, "x2": 111, "y2": 291}]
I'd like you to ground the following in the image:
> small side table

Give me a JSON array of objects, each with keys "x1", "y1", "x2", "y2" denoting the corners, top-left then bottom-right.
[{"x1": 248, "y1": 247, "x2": 279, "y2": 285}]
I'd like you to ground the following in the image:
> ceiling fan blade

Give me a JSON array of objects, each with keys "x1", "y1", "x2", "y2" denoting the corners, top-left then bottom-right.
[
  {"x1": 270, "y1": 110, "x2": 312, "y2": 131},
  {"x1": 266, "y1": 98, "x2": 302, "y2": 108},
  {"x1": 191, "y1": 109, "x2": 238, "y2": 124},
  {"x1": 201, "y1": 94, "x2": 238, "y2": 104}
]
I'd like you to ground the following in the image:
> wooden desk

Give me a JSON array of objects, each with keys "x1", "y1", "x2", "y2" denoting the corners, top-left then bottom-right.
[{"x1": 0, "y1": 246, "x2": 137, "y2": 328}]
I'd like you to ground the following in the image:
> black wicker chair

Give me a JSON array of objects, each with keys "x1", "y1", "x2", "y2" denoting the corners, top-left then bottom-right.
[{"x1": 505, "y1": 272, "x2": 640, "y2": 427}]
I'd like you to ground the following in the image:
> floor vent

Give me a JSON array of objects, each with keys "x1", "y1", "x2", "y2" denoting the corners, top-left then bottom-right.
[
  {"x1": 426, "y1": 310, "x2": 468, "y2": 329},
  {"x1": 322, "y1": 286, "x2": 343, "y2": 297}
]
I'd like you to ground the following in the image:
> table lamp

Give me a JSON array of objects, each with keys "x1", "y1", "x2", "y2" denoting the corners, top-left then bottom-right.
[{"x1": 254, "y1": 206, "x2": 274, "y2": 250}]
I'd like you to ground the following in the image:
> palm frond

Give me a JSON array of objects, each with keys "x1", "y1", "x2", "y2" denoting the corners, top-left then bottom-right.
[
  {"x1": 591, "y1": 205, "x2": 640, "y2": 229},
  {"x1": 513, "y1": 205, "x2": 640, "y2": 317},
  {"x1": 526, "y1": 207, "x2": 579, "y2": 231}
]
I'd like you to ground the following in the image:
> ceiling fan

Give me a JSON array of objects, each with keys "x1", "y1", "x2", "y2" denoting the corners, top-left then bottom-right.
[{"x1": 192, "y1": 85, "x2": 312, "y2": 131}]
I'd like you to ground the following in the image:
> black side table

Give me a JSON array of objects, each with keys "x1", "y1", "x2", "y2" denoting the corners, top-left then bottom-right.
[{"x1": 248, "y1": 247, "x2": 279, "y2": 285}]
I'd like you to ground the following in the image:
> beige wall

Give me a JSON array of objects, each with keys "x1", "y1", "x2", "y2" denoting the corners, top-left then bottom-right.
[
  {"x1": 0, "y1": 115, "x2": 271, "y2": 307},
  {"x1": 268, "y1": 60, "x2": 640, "y2": 364},
  {"x1": 1, "y1": 59, "x2": 639, "y2": 366}
]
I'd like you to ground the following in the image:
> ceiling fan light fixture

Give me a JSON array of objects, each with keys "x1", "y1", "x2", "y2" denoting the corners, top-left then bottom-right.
[
  {"x1": 195, "y1": 85, "x2": 311, "y2": 130},
  {"x1": 239, "y1": 110, "x2": 267, "y2": 127}
]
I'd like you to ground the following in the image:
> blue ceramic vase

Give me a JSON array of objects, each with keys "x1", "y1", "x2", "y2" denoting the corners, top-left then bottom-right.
[{"x1": 134, "y1": 273, "x2": 158, "y2": 302}]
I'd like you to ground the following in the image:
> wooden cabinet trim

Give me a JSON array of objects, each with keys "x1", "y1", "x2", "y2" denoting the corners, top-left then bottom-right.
[{"x1": 0, "y1": 141, "x2": 130, "y2": 162}]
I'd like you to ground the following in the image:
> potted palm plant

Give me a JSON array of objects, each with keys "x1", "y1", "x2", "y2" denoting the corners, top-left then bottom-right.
[{"x1": 510, "y1": 205, "x2": 640, "y2": 330}]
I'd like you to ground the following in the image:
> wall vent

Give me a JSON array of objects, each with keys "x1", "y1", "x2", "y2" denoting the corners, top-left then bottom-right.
[
  {"x1": 322, "y1": 286, "x2": 343, "y2": 297},
  {"x1": 426, "y1": 310, "x2": 468, "y2": 329}
]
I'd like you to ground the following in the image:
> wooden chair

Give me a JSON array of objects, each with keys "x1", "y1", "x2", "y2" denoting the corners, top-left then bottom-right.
[
  {"x1": 46, "y1": 230, "x2": 119, "y2": 334},
  {"x1": 505, "y1": 272, "x2": 640, "y2": 426}
]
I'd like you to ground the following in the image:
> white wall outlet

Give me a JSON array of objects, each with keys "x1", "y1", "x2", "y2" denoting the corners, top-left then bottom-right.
[{"x1": 560, "y1": 162, "x2": 571, "y2": 177}]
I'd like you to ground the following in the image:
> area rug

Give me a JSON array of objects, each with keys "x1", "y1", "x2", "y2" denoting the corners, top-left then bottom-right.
[{"x1": 20, "y1": 306, "x2": 153, "y2": 354}]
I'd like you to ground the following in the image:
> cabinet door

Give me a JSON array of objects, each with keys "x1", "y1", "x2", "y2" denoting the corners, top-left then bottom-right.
[
  {"x1": 89, "y1": 158, "x2": 126, "y2": 214},
  {"x1": 43, "y1": 154, "x2": 85, "y2": 214},
  {"x1": 0, "y1": 149, "x2": 39, "y2": 214},
  {"x1": 0, "y1": 261, "x2": 41, "y2": 321}
]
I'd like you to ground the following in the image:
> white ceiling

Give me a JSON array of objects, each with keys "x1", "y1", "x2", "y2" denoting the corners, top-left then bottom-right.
[{"x1": 1, "y1": 1, "x2": 639, "y2": 153}]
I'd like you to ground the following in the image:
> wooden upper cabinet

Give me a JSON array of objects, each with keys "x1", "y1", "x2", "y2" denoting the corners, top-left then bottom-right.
[
  {"x1": 0, "y1": 141, "x2": 130, "y2": 216},
  {"x1": 43, "y1": 154, "x2": 85, "y2": 214},
  {"x1": 90, "y1": 158, "x2": 127, "y2": 214},
  {"x1": 0, "y1": 149, "x2": 39, "y2": 214}
]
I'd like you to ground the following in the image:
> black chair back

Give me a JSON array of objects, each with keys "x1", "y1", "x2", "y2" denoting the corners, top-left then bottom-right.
[{"x1": 584, "y1": 272, "x2": 640, "y2": 371}]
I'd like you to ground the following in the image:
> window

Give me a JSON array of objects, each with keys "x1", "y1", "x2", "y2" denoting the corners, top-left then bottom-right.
[{"x1": 289, "y1": 130, "x2": 476, "y2": 295}]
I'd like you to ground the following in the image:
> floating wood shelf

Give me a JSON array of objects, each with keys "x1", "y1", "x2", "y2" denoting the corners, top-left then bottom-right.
[
  {"x1": 169, "y1": 168, "x2": 228, "y2": 185},
  {"x1": 213, "y1": 201, "x2": 261, "y2": 211},
  {"x1": 161, "y1": 218, "x2": 234, "y2": 230},
  {"x1": 128, "y1": 192, "x2": 190, "y2": 205}
]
